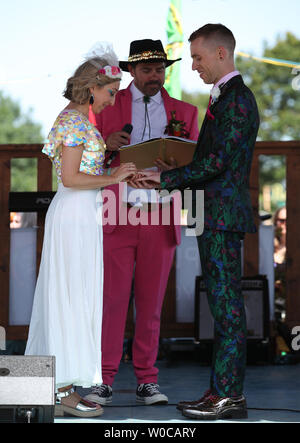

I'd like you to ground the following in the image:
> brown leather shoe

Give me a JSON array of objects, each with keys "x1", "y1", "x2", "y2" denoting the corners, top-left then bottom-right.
[
  {"x1": 177, "y1": 389, "x2": 212, "y2": 411},
  {"x1": 182, "y1": 393, "x2": 248, "y2": 420}
]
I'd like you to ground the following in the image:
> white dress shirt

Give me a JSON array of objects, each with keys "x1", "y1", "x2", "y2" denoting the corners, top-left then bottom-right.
[
  {"x1": 125, "y1": 82, "x2": 168, "y2": 206},
  {"x1": 130, "y1": 82, "x2": 167, "y2": 144}
]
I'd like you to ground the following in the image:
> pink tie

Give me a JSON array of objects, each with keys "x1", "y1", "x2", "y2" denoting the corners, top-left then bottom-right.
[{"x1": 206, "y1": 96, "x2": 215, "y2": 121}]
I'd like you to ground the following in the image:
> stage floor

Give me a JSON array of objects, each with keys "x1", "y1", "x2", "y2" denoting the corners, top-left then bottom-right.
[{"x1": 55, "y1": 359, "x2": 300, "y2": 424}]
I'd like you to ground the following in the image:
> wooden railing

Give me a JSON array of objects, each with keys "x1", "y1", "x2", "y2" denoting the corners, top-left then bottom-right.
[
  {"x1": 252, "y1": 142, "x2": 300, "y2": 330},
  {"x1": 1, "y1": 141, "x2": 300, "y2": 341},
  {"x1": 0, "y1": 144, "x2": 51, "y2": 340}
]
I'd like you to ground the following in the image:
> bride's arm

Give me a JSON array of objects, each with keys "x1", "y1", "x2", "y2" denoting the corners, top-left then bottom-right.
[{"x1": 61, "y1": 145, "x2": 136, "y2": 189}]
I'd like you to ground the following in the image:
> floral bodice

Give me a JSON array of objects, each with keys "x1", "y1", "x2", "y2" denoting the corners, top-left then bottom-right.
[{"x1": 42, "y1": 109, "x2": 106, "y2": 183}]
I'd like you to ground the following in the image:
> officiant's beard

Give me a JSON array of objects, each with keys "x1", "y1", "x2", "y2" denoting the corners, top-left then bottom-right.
[{"x1": 142, "y1": 81, "x2": 163, "y2": 96}]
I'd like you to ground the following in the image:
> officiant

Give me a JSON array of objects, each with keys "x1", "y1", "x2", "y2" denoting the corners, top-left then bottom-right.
[{"x1": 86, "y1": 39, "x2": 198, "y2": 406}]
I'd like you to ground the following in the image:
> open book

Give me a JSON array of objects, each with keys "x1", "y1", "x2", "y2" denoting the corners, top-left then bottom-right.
[{"x1": 119, "y1": 136, "x2": 197, "y2": 169}]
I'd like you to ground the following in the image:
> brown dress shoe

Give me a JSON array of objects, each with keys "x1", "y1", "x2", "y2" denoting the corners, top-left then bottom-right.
[
  {"x1": 177, "y1": 389, "x2": 212, "y2": 411},
  {"x1": 182, "y1": 393, "x2": 248, "y2": 420}
]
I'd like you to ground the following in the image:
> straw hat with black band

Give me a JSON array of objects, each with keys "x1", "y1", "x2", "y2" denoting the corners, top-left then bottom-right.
[{"x1": 119, "y1": 39, "x2": 181, "y2": 72}]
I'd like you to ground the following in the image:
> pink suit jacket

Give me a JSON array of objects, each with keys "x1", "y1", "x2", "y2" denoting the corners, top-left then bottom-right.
[{"x1": 92, "y1": 83, "x2": 199, "y2": 245}]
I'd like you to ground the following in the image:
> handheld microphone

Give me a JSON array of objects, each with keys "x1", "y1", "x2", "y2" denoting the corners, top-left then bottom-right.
[
  {"x1": 105, "y1": 123, "x2": 133, "y2": 168},
  {"x1": 122, "y1": 123, "x2": 133, "y2": 134}
]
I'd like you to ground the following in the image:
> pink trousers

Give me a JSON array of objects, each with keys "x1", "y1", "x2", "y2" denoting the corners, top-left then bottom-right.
[{"x1": 102, "y1": 208, "x2": 176, "y2": 386}]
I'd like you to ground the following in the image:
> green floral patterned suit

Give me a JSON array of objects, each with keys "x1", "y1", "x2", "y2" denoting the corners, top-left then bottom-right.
[{"x1": 161, "y1": 75, "x2": 260, "y2": 397}]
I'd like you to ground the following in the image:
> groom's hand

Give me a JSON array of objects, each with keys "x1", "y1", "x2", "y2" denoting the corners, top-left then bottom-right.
[
  {"x1": 129, "y1": 170, "x2": 161, "y2": 189},
  {"x1": 154, "y1": 156, "x2": 177, "y2": 171}
]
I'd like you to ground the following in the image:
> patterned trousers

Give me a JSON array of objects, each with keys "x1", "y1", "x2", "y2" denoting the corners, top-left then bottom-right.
[{"x1": 197, "y1": 229, "x2": 247, "y2": 398}]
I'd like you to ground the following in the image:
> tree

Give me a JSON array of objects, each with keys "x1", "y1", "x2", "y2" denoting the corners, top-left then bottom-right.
[
  {"x1": 236, "y1": 32, "x2": 300, "y2": 141},
  {"x1": 181, "y1": 90, "x2": 209, "y2": 130},
  {"x1": 182, "y1": 33, "x2": 300, "y2": 211},
  {"x1": 182, "y1": 32, "x2": 300, "y2": 142},
  {"x1": 0, "y1": 91, "x2": 44, "y2": 191},
  {"x1": 235, "y1": 33, "x2": 300, "y2": 210},
  {"x1": 0, "y1": 91, "x2": 44, "y2": 144}
]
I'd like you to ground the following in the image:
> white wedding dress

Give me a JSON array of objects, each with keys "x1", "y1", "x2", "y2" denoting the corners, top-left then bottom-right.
[{"x1": 25, "y1": 110, "x2": 106, "y2": 389}]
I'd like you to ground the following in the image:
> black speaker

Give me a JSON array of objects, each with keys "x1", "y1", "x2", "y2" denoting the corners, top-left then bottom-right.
[
  {"x1": 9, "y1": 192, "x2": 56, "y2": 212},
  {"x1": 0, "y1": 356, "x2": 55, "y2": 423},
  {"x1": 195, "y1": 275, "x2": 270, "y2": 342}
]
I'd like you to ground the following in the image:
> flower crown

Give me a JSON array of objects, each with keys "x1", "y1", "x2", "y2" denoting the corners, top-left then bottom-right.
[
  {"x1": 84, "y1": 42, "x2": 122, "y2": 80},
  {"x1": 98, "y1": 65, "x2": 122, "y2": 79}
]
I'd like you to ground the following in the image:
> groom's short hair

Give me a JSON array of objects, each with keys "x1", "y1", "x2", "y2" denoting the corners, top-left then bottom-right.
[{"x1": 189, "y1": 24, "x2": 236, "y2": 56}]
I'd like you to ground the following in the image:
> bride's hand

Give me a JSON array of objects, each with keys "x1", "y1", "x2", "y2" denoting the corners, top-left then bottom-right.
[
  {"x1": 111, "y1": 163, "x2": 137, "y2": 182},
  {"x1": 129, "y1": 170, "x2": 161, "y2": 189}
]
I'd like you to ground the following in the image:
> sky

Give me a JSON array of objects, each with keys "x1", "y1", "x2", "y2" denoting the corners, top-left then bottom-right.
[{"x1": 0, "y1": 0, "x2": 300, "y2": 138}]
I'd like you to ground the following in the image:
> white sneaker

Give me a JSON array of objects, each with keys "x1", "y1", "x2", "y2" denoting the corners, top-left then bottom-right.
[
  {"x1": 136, "y1": 383, "x2": 168, "y2": 405},
  {"x1": 84, "y1": 384, "x2": 112, "y2": 405}
]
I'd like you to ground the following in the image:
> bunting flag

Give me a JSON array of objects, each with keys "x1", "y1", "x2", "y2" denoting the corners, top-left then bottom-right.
[
  {"x1": 237, "y1": 51, "x2": 300, "y2": 69},
  {"x1": 165, "y1": 0, "x2": 184, "y2": 99}
]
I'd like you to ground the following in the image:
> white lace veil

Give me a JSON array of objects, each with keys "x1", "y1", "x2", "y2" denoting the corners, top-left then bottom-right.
[{"x1": 83, "y1": 42, "x2": 122, "y2": 79}]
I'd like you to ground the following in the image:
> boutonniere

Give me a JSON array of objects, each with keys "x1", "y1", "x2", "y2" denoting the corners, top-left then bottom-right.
[
  {"x1": 210, "y1": 85, "x2": 221, "y2": 104},
  {"x1": 165, "y1": 111, "x2": 190, "y2": 138}
]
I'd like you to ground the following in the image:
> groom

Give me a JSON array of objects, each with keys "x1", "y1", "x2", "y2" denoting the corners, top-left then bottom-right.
[{"x1": 135, "y1": 24, "x2": 260, "y2": 420}]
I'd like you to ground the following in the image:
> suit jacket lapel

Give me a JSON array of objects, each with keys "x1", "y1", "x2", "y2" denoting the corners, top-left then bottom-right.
[
  {"x1": 217, "y1": 75, "x2": 243, "y2": 101},
  {"x1": 197, "y1": 114, "x2": 209, "y2": 145},
  {"x1": 119, "y1": 84, "x2": 133, "y2": 142},
  {"x1": 161, "y1": 87, "x2": 173, "y2": 121},
  {"x1": 195, "y1": 76, "x2": 244, "y2": 153}
]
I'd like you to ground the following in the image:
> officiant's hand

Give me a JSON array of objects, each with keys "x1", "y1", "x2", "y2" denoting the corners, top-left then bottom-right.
[
  {"x1": 106, "y1": 131, "x2": 131, "y2": 151},
  {"x1": 154, "y1": 156, "x2": 177, "y2": 171}
]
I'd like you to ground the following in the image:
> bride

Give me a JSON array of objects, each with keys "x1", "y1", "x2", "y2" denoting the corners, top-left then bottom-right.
[{"x1": 25, "y1": 44, "x2": 136, "y2": 418}]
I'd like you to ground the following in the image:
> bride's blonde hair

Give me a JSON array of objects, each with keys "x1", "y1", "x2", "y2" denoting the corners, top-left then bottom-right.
[{"x1": 63, "y1": 57, "x2": 118, "y2": 105}]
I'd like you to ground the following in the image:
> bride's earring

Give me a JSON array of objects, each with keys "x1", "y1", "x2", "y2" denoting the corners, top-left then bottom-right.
[{"x1": 89, "y1": 94, "x2": 94, "y2": 105}]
